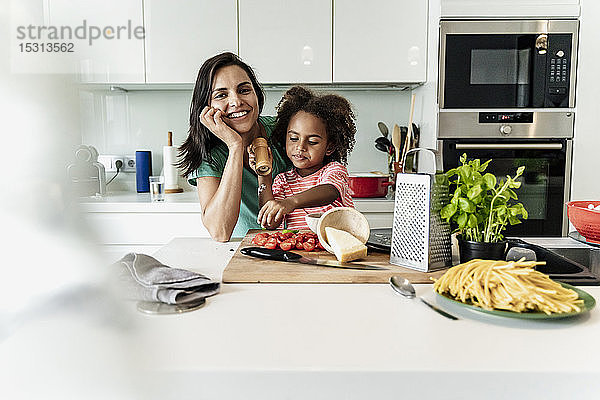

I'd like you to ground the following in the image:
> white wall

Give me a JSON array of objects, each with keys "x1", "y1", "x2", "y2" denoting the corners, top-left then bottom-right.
[
  {"x1": 571, "y1": 0, "x2": 600, "y2": 199},
  {"x1": 80, "y1": 88, "x2": 413, "y2": 191}
]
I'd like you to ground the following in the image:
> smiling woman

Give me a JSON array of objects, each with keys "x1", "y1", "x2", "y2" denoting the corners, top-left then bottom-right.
[{"x1": 178, "y1": 52, "x2": 291, "y2": 241}]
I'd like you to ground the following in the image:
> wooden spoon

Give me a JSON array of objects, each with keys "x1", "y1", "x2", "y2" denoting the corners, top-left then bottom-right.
[
  {"x1": 391, "y1": 124, "x2": 401, "y2": 162},
  {"x1": 401, "y1": 94, "x2": 416, "y2": 167}
]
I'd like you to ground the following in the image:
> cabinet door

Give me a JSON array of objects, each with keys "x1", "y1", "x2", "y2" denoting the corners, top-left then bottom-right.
[
  {"x1": 49, "y1": 0, "x2": 145, "y2": 83},
  {"x1": 144, "y1": 0, "x2": 237, "y2": 83},
  {"x1": 334, "y1": 0, "x2": 427, "y2": 83},
  {"x1": 239, "y1": 0, "x2": 332, "y2": 83}
]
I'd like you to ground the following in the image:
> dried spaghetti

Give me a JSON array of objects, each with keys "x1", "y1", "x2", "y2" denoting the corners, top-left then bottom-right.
[{"x1": 433, "y1": 259, "x2": 584, "y2": 314}]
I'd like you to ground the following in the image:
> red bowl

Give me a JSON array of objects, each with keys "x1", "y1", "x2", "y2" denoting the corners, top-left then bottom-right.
[{"x1": 566, "y1": 201, "x2": 600, "y2": 244}]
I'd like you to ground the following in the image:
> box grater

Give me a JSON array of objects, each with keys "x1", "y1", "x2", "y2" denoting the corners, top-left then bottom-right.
[{"x1": 390, "y1": 148, "x2": 452, "y2": 272}]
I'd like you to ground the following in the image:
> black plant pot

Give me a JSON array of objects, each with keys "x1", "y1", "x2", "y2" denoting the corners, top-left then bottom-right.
[{"x1": 457, "y1": 235, "x2": 507, "y2": 263}]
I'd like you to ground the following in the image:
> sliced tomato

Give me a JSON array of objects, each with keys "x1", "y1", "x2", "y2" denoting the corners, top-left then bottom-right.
[
  {"x1": 255, "y1": 236, "x2": 267, "y2": 246},
  {"x1": 302, "y1": 242, "x2": 316, "y2": 252},
  {"x1": 295, "y1": 241, "x2": 304, "y2": 250},
  {"x1": 279, "y1": 241, "x2": 293, "y2": 251},
  {"x1": 264, "y1": 238, "x2": 277, "y2": 249}
]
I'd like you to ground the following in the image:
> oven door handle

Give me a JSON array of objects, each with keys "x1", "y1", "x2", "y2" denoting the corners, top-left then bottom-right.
[{"x1": 455, "y1": 143, "x2": 563, "y2": 150}]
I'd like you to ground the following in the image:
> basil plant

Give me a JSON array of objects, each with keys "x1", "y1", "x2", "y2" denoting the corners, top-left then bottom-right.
[{"x1": 440, "y1": 154, "x2": 528, "y2": 243}]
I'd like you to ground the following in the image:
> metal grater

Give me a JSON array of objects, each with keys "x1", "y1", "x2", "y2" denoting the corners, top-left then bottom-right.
[{"x1": 390, "y1": 148, "x2": 452, "y2": 272}]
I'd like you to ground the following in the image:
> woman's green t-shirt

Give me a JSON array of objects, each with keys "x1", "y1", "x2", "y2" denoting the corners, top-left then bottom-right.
[{"x1": 188, "y1": 116, "x2": 291, "y2": 238}]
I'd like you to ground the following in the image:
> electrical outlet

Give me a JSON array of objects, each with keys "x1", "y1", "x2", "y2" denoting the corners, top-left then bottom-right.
[
  {"x1": 98, "y1": 155, "x2": 126, "y2": 172},
  {"x1": 122, "y1": 155, "x2": 136, "y2": 172}
]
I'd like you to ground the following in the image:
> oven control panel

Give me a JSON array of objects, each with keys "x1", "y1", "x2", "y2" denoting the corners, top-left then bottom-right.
[
  {"x1": 479, "y1": 112, "x2": 534, "y2": 123},
  {"x1": 545, "y1": 34, "x2": 572, "y2": 107}
]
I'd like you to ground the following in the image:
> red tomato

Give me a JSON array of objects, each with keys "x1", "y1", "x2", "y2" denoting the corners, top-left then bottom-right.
[
  {"x1": 302, "y1": 242, "x2": 316, "y2": 251},
  {"x1": 295, "y1": 241, "x2": 304, "y2": 250},
  {"x1": 279, "y1": 242, "x2": 293, "y2": 251},
  {"x1": 265, "y1": 238, "x2": 277, "y2": 249},
  {"x1": 255, "y1": 236, "x2": 267, "y2": 246}
]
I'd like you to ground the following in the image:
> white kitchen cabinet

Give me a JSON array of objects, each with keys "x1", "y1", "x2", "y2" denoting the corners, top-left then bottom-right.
[
  {"x1": 239, "y1": 0, "x2": 332, "y2": 83},
  {"x1": 333, "y1": 0, "x2": 427, "y2": 83},
  {"x1": 143, "y1": 0, "x2": 238, "y2": 83},
  {"x1": 48, "y1": 0, "x2": 145, "y2": 83}
]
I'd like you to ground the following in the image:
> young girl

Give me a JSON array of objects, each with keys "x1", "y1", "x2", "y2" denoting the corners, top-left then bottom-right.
[{"x1": 249, "y1": 86, "x2": 356, "y2": 230}]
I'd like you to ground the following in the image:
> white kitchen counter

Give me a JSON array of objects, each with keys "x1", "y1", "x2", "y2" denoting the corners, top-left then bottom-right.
[
  {"x1": 78, "y1": 191, "x2": 395, "y2": 213},
  {"x1": 123, "y1": 237, "x2": 600, "y2": 400}
]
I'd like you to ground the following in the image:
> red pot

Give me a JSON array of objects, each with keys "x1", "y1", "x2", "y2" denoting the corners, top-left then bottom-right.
[{"x1": 348, "y1": 173, "x2": 392, "y2": 198}]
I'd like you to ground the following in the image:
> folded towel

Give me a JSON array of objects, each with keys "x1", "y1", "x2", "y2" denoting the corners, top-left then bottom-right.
[{"x1": 114, "y1": 253, "x2": 220, "y2": 305}]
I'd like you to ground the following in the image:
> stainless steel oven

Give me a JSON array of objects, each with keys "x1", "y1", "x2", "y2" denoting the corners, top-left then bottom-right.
[
  {"x1": 439, "y1": 19, "x2": 578, "y2": 109},
  {"x1": 437, "y1": 19, "x2": 578, "y2": 237},
  {"x1": 439, "y1": 138, "x2": 572, "y2": 237}
]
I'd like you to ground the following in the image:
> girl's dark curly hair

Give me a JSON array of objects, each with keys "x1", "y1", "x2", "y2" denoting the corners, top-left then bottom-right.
[
  {"x1": 272, "y1": 86, "x2": 356, "y2": 166},
  {"x1": 178, "y1": 52, "x2": 265, "y2": 177}
]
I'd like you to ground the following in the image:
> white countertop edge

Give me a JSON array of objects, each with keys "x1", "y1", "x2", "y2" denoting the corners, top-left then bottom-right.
[{"x1": 78, "y1": 191, "x2": 395, "y2": 213}]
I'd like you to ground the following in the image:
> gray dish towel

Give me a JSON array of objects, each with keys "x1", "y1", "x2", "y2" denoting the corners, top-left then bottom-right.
[{"x1": 114, "y1": 253, "x2": 220, "y2": 305}]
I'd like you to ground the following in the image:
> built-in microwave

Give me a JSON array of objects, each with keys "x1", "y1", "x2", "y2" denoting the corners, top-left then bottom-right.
[{"x1": 439, "y1": 19, "x2": 578, "y2": 109}]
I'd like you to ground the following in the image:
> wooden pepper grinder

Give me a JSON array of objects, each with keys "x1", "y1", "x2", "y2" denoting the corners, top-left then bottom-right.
[{"x1": 251, "y1": 137, "x2": 272, "y2": 176}]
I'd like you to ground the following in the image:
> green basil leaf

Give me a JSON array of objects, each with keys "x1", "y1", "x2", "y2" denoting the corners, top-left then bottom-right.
[
  {"x1": 483, "y1": 173, "x2": 496, "y2": 189},
  {"x1": 440, "y1": 203, "x2": 457, "y2": 220},
  {"x1": 467, "y1": 185, "x2": 482, "y2": 200},
  {"x1": 467, "y1": 214, "x2": 478, "y2": 229},
  {"x1": 457, "y1": 213, "x2": 468, "y2": 228},
  {"x1": 458, "y1": 198, "x2": 476, "y2": 213},
  {"x1": 479, "y1": 159, "x2": 491, "y2": 172}
]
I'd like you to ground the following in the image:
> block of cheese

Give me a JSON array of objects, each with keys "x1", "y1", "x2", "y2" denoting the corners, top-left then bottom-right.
[{"x1": 325, "y1": 227, "x2": 368, "y2": 263}]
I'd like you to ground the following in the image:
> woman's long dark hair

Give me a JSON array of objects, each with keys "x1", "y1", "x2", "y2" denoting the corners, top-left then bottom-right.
[{"x1": 178, "y1": 52, "x2": 265, "y2": 178}]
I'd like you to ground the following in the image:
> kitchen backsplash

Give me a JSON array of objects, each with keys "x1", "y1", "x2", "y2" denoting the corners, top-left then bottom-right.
[{"x1": 80, "y1": 88, "x2": 415, "y2": 191}]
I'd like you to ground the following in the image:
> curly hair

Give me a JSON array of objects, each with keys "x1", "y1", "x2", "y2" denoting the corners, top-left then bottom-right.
[
  {"x1": 178, "y1": 52, "x2": 265, "y2": 178},
  {"x1": 272, "y1": 86, "x2": 356, "y2": 165}
]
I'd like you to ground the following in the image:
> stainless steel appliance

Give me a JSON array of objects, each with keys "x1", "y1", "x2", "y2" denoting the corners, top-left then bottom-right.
[
  {"x1": 439, "y1": 19, "x2": 578, "y2": 109},
  {"x1": 438, "y1": 19, "x2": 578, "y2": 237}
]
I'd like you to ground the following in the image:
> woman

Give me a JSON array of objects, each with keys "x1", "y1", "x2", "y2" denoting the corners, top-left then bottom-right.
[{"x1": 178, "y1": 52, "x2": 291, "y2": 242}]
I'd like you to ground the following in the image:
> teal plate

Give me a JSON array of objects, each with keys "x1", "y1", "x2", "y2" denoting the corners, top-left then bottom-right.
[{"x1": 436, "y1": 282, "x2": 596, "y2": 320}]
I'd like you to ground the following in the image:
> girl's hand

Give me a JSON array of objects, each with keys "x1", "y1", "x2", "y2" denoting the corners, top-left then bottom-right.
[
  {"x1": 247, "y1": 144, "x2": 273, "y2": 174},
  {"x1": 258, "y1": 199, "x2": 294, "y2": 229},
  {"x1": 200, "y1": 106, "x2": 242, "y2": 148}
]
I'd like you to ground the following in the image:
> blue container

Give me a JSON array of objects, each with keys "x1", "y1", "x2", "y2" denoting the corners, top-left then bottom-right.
[{"x1": 136, "y1": 150, "x2": 152, "y2": 193}]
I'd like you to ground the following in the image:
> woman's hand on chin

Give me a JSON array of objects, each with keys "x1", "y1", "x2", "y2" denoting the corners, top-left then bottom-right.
[{"x1": 200, "y1": 106, "x2": 242, "y2": 148}]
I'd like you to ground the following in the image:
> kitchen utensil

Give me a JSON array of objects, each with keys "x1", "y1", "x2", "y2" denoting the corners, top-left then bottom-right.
[
  {"x1": 391, "y1": 124, "x2": 401, "y2": 163},
  {"x1": 566, "y1": 201, "x2": 600, "y2": 244},
  {"x1": 400, "y1": 94, "x2": 416, "y2": 168},
  {"x1": 375, "y1": 136, "x2": 392, "y2": 147},
  {"x1": 390, "y1": 148, "x2": 452, "y2": 272},
  {"x1": 222, "y1": 230, "x2": 447, "y2": 283},
  {"x1": 137, "y1": 298, "x2": 206, "y2": 315},
  {"x1": 240, "y1": 247, "x2": 387, "y2": 270},
  {"x1": 377, "y1": 121, "x2": 389, "y2": 137},
  {"x1": 375, "y1": 142, "x2": 389, "y2": 153},
  {"x1": 317, "y1": 207, "x2": 370, "y2": 254},
  {"x1": 436, "y1": 282, "x2": 595, "y2": 319},
  {"x1": 390, "y1": 276, "x2": 458, "y2": 320},
  {"x1": 348, "y1": 173, "x2": 393, "y2": 198},
  {"x1": 251, "y1": 137, "x2": 272, "y2": 176},
  {"x1": 163, "y1": 131, "x2": 183, "y2": 194}
]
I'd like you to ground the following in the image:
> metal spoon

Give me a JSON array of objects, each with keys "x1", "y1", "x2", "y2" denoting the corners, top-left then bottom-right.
[
  {"x1": 377, "y1": 121, "x2": 389, "y2": 138},
  {"x1": 389, "y1": 276, "x2": 458, "y2": 320}
]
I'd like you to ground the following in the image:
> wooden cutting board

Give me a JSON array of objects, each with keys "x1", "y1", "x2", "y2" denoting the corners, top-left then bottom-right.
[{"x1": 222, "y1": 230, "x2": 448, "y2": 284}]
